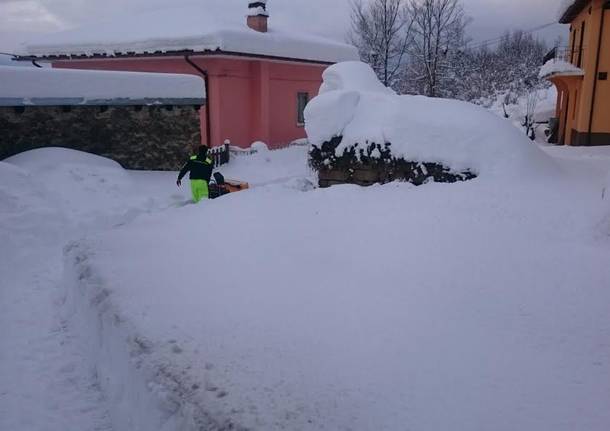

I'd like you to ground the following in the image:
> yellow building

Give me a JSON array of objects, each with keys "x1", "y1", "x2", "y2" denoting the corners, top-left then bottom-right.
[{"x1": 542, "y1": 0, "x2": 610, "y2": 146}]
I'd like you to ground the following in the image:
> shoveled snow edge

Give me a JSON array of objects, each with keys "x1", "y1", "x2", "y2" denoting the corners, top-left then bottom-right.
[{"x1": 62, "y1": 240, "x2": 241, "y2": 431}]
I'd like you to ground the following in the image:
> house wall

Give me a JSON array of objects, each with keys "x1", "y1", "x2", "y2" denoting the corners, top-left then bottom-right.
[
  {"x1": 558, "y1": 0, "x2": 610, "y2": 145},
  {"x1": 0, "y1": 104, "x2": 201, "y2": 170},
  {"x1": 52, "y1": 56, "x2": 327, "y2": 149},
  {"x1": 268, "y1": 62, "x2": 322, "y2": 145}
]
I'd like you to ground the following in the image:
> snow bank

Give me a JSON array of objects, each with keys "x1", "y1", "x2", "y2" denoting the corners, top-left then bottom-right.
[
  {"x1": 4, "y1": 148, "x2": 143, "y2": 229},
  {"x1": 22, "y1": 3, "x2": 358, "y2": 64},
  {"x1": 305, "y1": 61, "x2": 556, "y2": 177},
  {"x1": 539, "y1": 59, "x2": 585, "y2": 79},
  {"x1": 0, "y1": 66, "x2": 205, "y2": 106}
]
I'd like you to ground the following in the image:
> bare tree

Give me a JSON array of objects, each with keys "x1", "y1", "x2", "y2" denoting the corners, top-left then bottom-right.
[
  {"x1": 348, "y1": 0, "x2": 413, "y2": 89},
  {"x1": 404, "y1": 0, "x2": 469, "y2": 97}
]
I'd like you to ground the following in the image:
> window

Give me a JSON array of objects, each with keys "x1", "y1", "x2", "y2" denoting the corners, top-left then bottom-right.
[{"x1": 297, "y1": 92, "x2": 309, "y2": 126}]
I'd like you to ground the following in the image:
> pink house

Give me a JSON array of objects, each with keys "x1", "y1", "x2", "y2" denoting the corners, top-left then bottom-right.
[{"x1": 22, "y1": 1, "x2": 358, "y2": 149}]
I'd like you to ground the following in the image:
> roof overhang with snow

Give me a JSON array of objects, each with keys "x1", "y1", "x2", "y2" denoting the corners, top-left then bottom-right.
[
  {"x1": 539, "y1": 59, "x2": 585, "y2": 79},
  {"x1": 0, "y1": 67, "x2": 206, "y2": 107},
  {"x1": 558, "y1": 0, "x2": 590, "y2": 23},
  {"x1": 20, "y1": 49, "x2": 347, "y2": 66}
]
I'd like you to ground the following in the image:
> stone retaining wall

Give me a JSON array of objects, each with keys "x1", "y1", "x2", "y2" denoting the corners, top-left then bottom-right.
[{"x1": 0, "y1": 105, "x2": 202, "y2": 170}]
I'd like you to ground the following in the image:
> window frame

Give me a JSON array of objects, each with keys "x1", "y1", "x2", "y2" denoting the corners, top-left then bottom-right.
[{"x1": 296, "y1": 92, "x2": 309, "y2": 127}]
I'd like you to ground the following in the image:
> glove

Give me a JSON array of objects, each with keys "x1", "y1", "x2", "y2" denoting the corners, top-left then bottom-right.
[{"x1": 176, "y1": 179, "x2": 182, "y2": 187}]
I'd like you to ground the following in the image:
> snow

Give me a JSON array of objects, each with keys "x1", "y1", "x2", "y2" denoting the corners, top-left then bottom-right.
[
  {"x1": 486, "y1": 86, "x2": 558, "y2": 143},
  {"x1": 558, "y1": 0, "x2": 581, "y2": 20},
  {"x1": 248, "y1": 6, "x2": 269, "y2": 17},
  {"x1": 318, "y1": 61, "x2": 396, "y2": 95},
  {"x1": 305, "y1": 61, "x2": 556, "y2": 178},
  {"x1": 2, "y1": 141, "x2": 610, "y2": 430},
  {"x1": 250, "y1": 141, "x2": 270, "y2": 153},
  {"x1": 539, "y1": 59, "x2": 585, "y2": 79},
  {"x1": 0, "y1": 66, "x2": 205, "y2": 106},
  {"x1": 21, "y1": 3, "x2": 359, "y2": 64}
]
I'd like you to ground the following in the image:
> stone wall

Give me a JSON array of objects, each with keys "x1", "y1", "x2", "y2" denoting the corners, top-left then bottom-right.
[{"x1": 0, "y1": 105, "x2": 202, "y2": 170}]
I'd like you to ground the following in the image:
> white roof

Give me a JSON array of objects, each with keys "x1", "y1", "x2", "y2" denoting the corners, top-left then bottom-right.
[
  {"x1": 0, "y1": 66, "x2": 206, "y2": 106},
  {"x1": 21, "y1": 4, "x2": 359, "y2": 64},
  {"x1": 539, "y1": 59, "x2": 585, "y2": 79}
]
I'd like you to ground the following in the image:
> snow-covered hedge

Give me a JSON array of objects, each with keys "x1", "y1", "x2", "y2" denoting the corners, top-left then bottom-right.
[{"x1": 305, "y1": 62, "x2": 555, "y2": 185}]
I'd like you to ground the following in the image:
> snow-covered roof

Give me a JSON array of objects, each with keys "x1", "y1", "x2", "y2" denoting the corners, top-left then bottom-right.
[
  {"x1": 0, "y1": 66, "x2": 206, "y2": 107},
  {"x1": 305, "y1": 62, "x2": 555, "y2": 178},
  {"x1": 20, "y1": 4, "x2": 359, "y2": 64},
  {"x1": 539, "y1": 59, "x2": 585, "y2": 79},
  {"x1": 558, "y1": 0, "x2": 589, "y2": 23}
]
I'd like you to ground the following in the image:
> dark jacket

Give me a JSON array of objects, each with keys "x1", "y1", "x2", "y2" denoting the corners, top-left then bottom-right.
[{"x1": 178, "y1": 155, "x2": 213, "y2": 182}]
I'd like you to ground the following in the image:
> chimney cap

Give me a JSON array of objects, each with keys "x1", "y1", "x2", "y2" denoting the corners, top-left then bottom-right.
[{"x1": 248, "y1": 1, "x2": 268, "y2": 17}]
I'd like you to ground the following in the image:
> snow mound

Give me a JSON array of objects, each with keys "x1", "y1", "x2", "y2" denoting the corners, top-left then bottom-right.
[
  {"x1": 319, "y1": 61, "x2": 396, "y2": 95},
  {"x1": 539, "y1": 60, "x2": 584, "y2": 79},
  {"x1": 305, "y1": 61, "x2": 556, "y2": 178},
  {"x1": 4, "y1": 148, "x2": 135, "y2": 226},
  {"x1": 5, "y1": 147, "x2": 124, "y2": 171}
]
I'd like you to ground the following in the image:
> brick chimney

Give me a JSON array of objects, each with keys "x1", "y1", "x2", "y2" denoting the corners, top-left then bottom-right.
[{"x1": 247, "y1": 1, "x2": 268, "y2": 33}]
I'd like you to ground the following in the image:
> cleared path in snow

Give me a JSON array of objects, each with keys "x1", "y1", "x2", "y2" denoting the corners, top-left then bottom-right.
[
  {"x1": 0, "y1": 246, "x2": 113, "y2": 431},
  {"x1": 0, "y1": 146, "x2": 311, "y2": 430},
  {"x1": 0, "y1": 154, "x2": 118, "y2": 431}
]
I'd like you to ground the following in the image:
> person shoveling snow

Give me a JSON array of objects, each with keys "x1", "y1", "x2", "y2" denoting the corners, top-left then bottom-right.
[
  {"x1": 177, "y1": 145, "x2": 250, "y2": 202},
  {"x1": 176, "y1": 145, "x2": 214, "y2": 203}
]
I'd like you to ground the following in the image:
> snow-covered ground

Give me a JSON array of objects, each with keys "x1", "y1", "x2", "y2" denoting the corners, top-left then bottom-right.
[
  {"x1": 487, "y1": 85, "x2": 558, "y2": 143},
  {"x1": 1, "y1": 140, "x2": 609, "y2": 430}
]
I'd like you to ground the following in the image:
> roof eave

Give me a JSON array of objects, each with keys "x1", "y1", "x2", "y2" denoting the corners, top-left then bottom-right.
[
  {"x1": 17, "y1": 48, "x2": 339, "y2": 66},
  {"x1": 559, "y1": 0, "x2": 589, "y2": 24}
]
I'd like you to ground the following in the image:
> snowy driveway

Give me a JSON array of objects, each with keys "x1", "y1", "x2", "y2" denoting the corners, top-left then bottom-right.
[{"x1": 2, "y1": 145, "x2": 610, "y2": 431}]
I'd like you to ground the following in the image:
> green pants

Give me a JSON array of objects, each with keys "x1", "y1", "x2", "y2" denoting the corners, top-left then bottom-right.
[{"x1": 190, "y1": 180, "x2": 209, "y2": 203}]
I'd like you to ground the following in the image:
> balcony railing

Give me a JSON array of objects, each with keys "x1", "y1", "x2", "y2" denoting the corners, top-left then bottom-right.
[{"x1": 543, "y1": 46, "x2": 588, "y2": 69}]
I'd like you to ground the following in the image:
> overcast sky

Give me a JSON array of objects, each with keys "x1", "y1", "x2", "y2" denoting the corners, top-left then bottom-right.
[{"x1": 0, "y1": 0, "x2": 568, "y2": 53}]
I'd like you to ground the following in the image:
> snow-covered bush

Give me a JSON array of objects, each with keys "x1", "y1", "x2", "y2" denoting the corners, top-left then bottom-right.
[{"x1": 305, "y1": 61, "x2": 554, "y2": 187}]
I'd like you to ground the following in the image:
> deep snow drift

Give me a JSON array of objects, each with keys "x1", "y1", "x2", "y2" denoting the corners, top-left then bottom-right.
[{"x1": 304, "y1": 62, "x2": 555, "y2": 177}]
